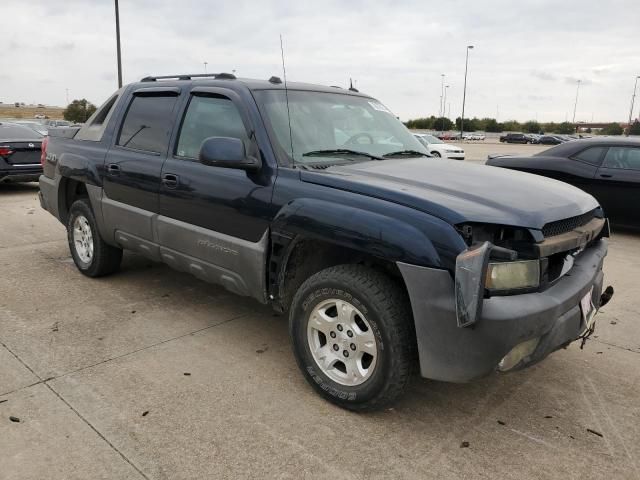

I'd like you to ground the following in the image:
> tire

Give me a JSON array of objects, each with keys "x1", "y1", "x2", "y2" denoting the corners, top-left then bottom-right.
[
  {"x1": 431, "y1": 151, "x2": 441, "y2": 158},
  {"x1": 289, "y1": 264, "x2": 415, "y2": 411},
  {"x1": 67, "y1": 198, "x2": 122, "y2": 277}
]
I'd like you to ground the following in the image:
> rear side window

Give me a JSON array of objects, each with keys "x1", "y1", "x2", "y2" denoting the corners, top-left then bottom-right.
[
  {"x1": 175, "y1": 95, "x2": 248, "y2": 159},
  {"x1": 117, "y1": 94, "x2": 178, "y2": 154},
  {"x1": 75, "y1": 92, "x2": 122, "y2": 142},
  {"x1": 602, "y1": 146, "x2": 640, "y2": 171},
  {"x1": 572, "y1": 146, "x2": 606, "y2": 166}
]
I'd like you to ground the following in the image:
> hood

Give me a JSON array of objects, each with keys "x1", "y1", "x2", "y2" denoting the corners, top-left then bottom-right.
[{"x1": 300, "y1": 158, "x2": 599, "y2": 229}]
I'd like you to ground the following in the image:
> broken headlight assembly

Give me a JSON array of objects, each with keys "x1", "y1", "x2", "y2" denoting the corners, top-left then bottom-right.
[{"x1": 455, "y1": 241, "x2": 538, "y2": 327}]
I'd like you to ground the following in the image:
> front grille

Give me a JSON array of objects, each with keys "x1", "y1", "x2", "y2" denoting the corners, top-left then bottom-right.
[{"x1": 542, "y1": 209, "x2": 596, "y2": 238}]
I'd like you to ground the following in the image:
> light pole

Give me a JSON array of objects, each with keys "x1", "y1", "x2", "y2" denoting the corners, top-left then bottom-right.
[
  {"x1": 204, "y1": 62, "x2": 208, "y2": 73},
  {"x1": 572, "y1": 79, "x2": 581, "y2": 124},
  {"x1": 441, "y1": 85, "x2": 449, "y2": 132},
  {"x1": 628, "y1": 75, "x2": 640, "y2": 131},
  {"x1": 460, "y1": 45, "x2": 474, "y2": 140},
  {"x1": 439, "y1": 74, "x2": 445, "y2": 118},
  {"x1": 114, "y1": 0, "x2": 122, "y2": 88}
]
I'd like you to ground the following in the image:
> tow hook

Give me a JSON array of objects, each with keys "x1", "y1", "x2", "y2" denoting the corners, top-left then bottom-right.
[{"x1": 600, "y1": 286, "x2": 614, "y2": 308}]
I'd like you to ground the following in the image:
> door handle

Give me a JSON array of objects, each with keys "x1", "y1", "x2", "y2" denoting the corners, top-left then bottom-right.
[
  {"x1": 162, "y1": 173, "x2": 179, "y2": 188},
  {"x1": 107, "y1": 163, "x2": 121, "y2": 175},
  {"x1": 599, "y1": 174, "x2": 612, "y2": 178}
]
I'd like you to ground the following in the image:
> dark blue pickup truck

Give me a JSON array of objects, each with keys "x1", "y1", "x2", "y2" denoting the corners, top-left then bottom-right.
[{"x1": 39, "y1": 73, "x2": 612, "y2": 410}]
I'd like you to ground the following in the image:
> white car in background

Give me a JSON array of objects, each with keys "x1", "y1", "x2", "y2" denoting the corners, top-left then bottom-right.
[{"x1": 413, "y1": 133, "x2": 465, "y2": 160}]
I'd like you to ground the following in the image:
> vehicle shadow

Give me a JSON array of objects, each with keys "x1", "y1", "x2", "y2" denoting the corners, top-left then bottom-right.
[{"x1": 0, "y1": 182, "x2": 39, "y2": 195}]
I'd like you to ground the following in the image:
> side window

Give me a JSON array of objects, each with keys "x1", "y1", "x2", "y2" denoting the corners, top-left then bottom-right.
[
  {"x1": 602, "y1": 147, "x2": 640, "y2": 171},
  {"x1": 117, "y1": 94, "x2": 178, "y2": 153},
  {"x1": 571, "y1": 146, "x2": 606, "y2": 166},
  {"x1": 75, "y1": 93, "x2": 121, "y2": 142},
  {"x1": 176, "y1": 95, "x2": 248, "y2": 159}
]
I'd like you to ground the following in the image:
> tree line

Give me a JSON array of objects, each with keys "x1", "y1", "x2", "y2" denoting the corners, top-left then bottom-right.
[{"x1": 404, "y1": 116, "x2": 629, "y2": 136}]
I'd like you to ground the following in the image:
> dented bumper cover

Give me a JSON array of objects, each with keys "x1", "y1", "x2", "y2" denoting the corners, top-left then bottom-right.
[{"x1": 398, "y1": 239, "x2": 608, "y2": 383}]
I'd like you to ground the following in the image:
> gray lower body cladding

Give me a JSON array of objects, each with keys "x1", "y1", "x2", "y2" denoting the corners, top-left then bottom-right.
[
  {"x1": 398, "y1": 239, "x2": 608, "y2": 382},
  {"x1": 39, "y1": 177, "x2": 268, "y2": 303},
  {"x1": 99, "y1": 196, "x2": 268, "y2": 303}
]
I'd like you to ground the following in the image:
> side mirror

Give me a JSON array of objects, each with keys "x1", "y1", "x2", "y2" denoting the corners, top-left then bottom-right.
[{"x1": 199, "y1": 136, "x2": 261, "y2": 170}]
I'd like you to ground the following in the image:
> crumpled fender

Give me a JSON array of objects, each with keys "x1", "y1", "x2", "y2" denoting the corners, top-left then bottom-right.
[{"x1": 272, "y1": 197, "x2": 450, "y2": 266}]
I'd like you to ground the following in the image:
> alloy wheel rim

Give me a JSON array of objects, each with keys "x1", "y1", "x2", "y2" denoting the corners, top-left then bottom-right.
[
  {"x1": 73, "y1": 215, "x2": 94, "y2": 264},
  {"x1": 307, "y1": 298, "x2": 378, "y2": 386}
]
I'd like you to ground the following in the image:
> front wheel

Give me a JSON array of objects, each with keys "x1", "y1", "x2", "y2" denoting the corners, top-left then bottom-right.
[
  {"x1": 67, "y1": 198, "x2": 122, "y2": 277},
  {"x1": 289, "y1": 265, "x2": 415, "y2": 411},
  {"x1": 431, "y1": 151, "x2": 441, "y2": 158}
]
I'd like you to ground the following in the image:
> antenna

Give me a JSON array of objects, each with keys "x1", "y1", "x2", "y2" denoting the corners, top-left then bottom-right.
[{"x1": 280, "y1": 34, "x2": 295, "y2": 167}]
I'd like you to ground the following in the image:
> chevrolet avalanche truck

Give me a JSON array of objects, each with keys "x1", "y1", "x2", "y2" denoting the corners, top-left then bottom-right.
[{"x1": 39, "y1": 73, "x2": 612, "y2": 411}]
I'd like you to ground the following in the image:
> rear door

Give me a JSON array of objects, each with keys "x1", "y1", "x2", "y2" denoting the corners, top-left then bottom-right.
[
  {"x1": 102, "y1": 87, "x2": 181, "y2": 247},
  {"x1": 157, "y1": 87, "x2": 275, "y2": 299},
  {"x1": 594, "y1": 146, "x2": 640, "y2": 225}
]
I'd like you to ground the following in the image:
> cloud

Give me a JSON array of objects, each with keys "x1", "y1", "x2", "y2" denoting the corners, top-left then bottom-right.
[
  {"x1": 531, "y1": 71, "x2": 556, "y2": 81},
  {"x1": 0, "y1": 0, "x2": 638, "y2": 122}
]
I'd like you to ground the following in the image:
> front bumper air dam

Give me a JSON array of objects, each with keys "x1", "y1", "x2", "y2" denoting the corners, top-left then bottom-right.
[{"x1": 398, "y1": 239, "x2": 608, "y2": 383}]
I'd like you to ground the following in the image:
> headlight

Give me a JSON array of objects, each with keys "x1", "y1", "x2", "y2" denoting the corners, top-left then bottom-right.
[{"x1": 486, "y1": 260, "x2": 540, "y2": 291}]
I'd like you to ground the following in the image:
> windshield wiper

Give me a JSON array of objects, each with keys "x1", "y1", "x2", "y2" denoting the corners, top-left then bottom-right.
[
  {"x1": 382, "y1": 150, "x2": 430, "y2": 158},
  {"x1": 302, "y1": 149, "x2": 383, "y2": 160}
]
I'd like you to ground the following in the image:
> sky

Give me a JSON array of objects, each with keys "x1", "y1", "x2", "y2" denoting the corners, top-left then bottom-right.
[{"x1": 2, "y1": 0, "x2": 639, "y2": 123}]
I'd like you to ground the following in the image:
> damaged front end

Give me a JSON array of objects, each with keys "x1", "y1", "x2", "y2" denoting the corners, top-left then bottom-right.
[{"x1": 453, "y1": 208, "x2": 612, "y2": 331}]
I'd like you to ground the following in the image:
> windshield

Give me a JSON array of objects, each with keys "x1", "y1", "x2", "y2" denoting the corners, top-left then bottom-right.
[
  {"x1": 254, "y1": 90, "x2": 428, "y2": 165},
  {"x1": 421, "y1": 134, "x2": 443, "y2": 144}
]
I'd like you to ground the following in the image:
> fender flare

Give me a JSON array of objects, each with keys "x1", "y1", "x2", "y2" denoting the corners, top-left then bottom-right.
[{"x1": 272, "y1": 198, "x2": 443, "y2": 267}]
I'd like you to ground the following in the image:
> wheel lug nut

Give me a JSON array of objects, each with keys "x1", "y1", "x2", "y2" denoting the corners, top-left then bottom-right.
[
  {"x1": 330, "y1": 331, "x2": 336, "y2": 338},
  {"x1": 343, "y1": 350, "x2": 349, "y2": 358},
  {"x1": 337, "y1": 325, "x2": 343, "y2": 332},
  {"x1": 347, "y1": 330, "x2": 353, "y2": 337},
  {"x1": 333, "y1": 344, "x2": 339, "y2": 351},
  {"x1": 350, "y1": 343, "x2": 356, "y2": 351}
]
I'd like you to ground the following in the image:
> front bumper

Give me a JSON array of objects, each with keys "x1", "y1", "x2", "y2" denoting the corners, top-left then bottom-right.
[{"x1": 398, "y1": 239, "x2": 608, "y2": 382}]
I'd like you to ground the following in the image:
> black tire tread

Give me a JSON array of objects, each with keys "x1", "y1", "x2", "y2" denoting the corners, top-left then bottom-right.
[
  {"x1": 67, "y1": 198, "x2": 122, "y2": 277},
  {"x1": 290, "y1": 264, "x2": 416, "y2": 411}
]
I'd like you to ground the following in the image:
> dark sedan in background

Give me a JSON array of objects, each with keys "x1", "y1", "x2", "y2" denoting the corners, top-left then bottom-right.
[
  {"x1": 0, "y1": 123, "x2": 43, "y2": 184},
  {"x1": 487, "y1": 137, "x2": 640, "y2": 227}
]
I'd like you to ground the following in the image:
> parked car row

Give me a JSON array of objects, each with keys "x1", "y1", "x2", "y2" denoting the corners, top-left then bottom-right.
[{"x1": 500, "y1": 133, "x2": 586, "y2": 145}]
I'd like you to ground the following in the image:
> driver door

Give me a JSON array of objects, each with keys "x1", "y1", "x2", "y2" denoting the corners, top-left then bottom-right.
[{"x1": 156, "y1": 87, "x2": 276, "y2": 299}]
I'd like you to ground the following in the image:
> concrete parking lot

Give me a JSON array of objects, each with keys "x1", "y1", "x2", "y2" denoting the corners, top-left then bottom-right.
[{"x1": 1, "y1": 145, "x2": 639, "y2": 479}]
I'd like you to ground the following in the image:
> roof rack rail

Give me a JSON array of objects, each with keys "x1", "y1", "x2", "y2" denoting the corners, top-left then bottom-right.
[{"x1": 140, "y1": 73, "x2": 237, "y2": 82}]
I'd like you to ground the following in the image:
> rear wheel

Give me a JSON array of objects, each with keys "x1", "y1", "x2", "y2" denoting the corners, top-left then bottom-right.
[
  {"x1": 289, "y1": 264, "x2": 414, "y2": 411},
  {"x1": 67, "y1": 198, "x2": 122, "y2": 277},
  {"x1": 431, "y1": 151, "x2": 441, "y2": 158}
]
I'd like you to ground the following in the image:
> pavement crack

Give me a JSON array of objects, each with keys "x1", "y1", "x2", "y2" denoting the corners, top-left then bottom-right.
[
  {"x1": 55, "y1": 312, "x2": 250, "y2": 381},
  {"x1": 1, "y1": 339, "x2": 149, "y2": 479},
  {"x1": 587, "y1": 337, "x2": 640, "y2": 354},
  {"x1": 43, "y1": 382, "x2": 150, "y2": 480},
  {"x1": 0, "y1": 312, "x2": 249, "y2": 398}
]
